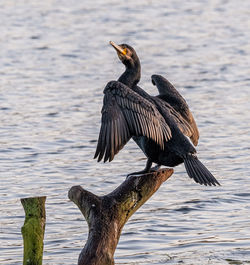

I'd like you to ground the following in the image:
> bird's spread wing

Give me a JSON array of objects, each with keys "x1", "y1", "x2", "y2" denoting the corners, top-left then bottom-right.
[
  {"x1": 152, "y1": 74, "x2": 199, "y2": 146},
  {"x1": 168, "y1": 105, "x2": 199, "y2": 146},
  {"x1": 94, "y1": 81, "x2": 172, "y2": 162}
]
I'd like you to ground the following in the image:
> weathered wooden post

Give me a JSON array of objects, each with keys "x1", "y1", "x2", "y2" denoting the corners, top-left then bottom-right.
[
  {"x1": 69, "y1": 168, "x2": 173, "y2": 265},
  {"x1": 21, "y1": 196, "x2": 46, "y2": 265}
]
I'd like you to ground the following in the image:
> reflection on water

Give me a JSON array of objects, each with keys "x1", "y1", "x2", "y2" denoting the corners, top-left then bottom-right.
[{"x1": 0, "y1": 0, "x2": 250, "y2": 264}]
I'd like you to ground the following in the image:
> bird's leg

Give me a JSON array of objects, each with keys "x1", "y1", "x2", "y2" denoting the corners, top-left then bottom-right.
[{"x1": 127, "y1": 159, "x2": 152, "y2": 177}]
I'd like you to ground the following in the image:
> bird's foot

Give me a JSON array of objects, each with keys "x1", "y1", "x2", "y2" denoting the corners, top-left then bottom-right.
[
  {"x1": 127, "y1": 166, "x2": 161, "y2": 178},
  {"x1": 127, "y1": 170, "x2": 150, "y2": 178}
]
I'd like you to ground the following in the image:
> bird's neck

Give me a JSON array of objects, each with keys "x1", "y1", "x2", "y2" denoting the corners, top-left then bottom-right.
[{"x1": 118, "y1": 62, "x2": 141, "y2": 89}]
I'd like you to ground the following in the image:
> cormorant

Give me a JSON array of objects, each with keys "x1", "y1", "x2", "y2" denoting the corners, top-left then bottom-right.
[{"x1": 94, "y1": 41, "x2": 220, "y2": 186}]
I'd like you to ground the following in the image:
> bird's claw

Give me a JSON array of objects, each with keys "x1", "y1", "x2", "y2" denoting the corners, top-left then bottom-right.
[{"x1": 126, "y1": 168, "x2": 161, "y2": 179}]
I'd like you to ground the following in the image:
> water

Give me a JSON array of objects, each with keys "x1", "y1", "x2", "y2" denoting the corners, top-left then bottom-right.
[{"x1": 0, "y1": 0, "x2": 250, "y2": 264}]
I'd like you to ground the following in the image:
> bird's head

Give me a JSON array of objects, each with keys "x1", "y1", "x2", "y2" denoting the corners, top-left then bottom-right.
[{"x1": 109, "y1": 41, "x2": 140, "y2": 68}]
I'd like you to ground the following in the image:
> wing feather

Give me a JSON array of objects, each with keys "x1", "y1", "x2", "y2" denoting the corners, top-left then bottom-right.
[
  {"x1": 94, "y1": 81, "x2": 172, "y2": 162},
  {"x1": 103, "y1": 121, "x2": 110, "y2": 162},
  {"x1": 152, "y1": 74, "x2": 199, "y2": 146}
]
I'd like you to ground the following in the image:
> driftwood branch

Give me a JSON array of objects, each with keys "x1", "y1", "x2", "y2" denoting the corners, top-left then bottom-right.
[
  {"x1": 68, "y1": 168, "x2": 173, "y2": 265},
  {"x1": 21, "y1": 196, "x2": 46, "y2": 265}
]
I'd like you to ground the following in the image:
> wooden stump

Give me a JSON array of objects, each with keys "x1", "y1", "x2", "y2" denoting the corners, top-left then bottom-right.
[
  {"x1": 68, "y1": 168, "x2": 173, "y2": 265},
  {"x1": 21, "y1": 196, "x2": 46, "y2": 265}
]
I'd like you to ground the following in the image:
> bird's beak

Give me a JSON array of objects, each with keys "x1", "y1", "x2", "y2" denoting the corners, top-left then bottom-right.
[{"x1": 109, "y1": 41, "x2": 126, "y2": 55}]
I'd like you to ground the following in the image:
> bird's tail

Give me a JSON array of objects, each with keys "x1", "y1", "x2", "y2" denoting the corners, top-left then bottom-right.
[{"x1": 184, "y1": 154, "x2": 220, "y2": 186}]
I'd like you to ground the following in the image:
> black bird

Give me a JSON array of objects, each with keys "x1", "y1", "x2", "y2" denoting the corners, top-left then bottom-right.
[{"x1": 94, "y1": 41, "x2": 220, "y2": 186}]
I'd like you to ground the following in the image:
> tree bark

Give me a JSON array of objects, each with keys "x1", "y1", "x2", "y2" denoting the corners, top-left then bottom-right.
[
  {"x1": 21, "y1": 196, "x2": 46, "y2": 265},
  {"x1": 68, "y1": 168, "x2": 173, "y2": 265}
]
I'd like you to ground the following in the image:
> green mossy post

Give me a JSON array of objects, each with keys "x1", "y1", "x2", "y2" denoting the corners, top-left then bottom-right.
[
  {"x1": 21, "y1": 196, "x2": 46, "y2": 265},
  {"x1": 69, "y1": 168, "x2": 173, "y2": 265}
]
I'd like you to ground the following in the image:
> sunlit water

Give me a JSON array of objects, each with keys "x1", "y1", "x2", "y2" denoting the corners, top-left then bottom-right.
[{"x1": 0, "y1": 0, "x2": 250, "y2": 264}]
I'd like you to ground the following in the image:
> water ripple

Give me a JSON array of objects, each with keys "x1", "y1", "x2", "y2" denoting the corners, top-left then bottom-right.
[{"x1": 1, "y1": 0, "x2": 250, "y2": 264}]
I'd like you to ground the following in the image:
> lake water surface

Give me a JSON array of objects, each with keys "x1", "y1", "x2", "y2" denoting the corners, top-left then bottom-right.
[{"x1": 0, "y1": 0, "x2": 250, "y2": 264}]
